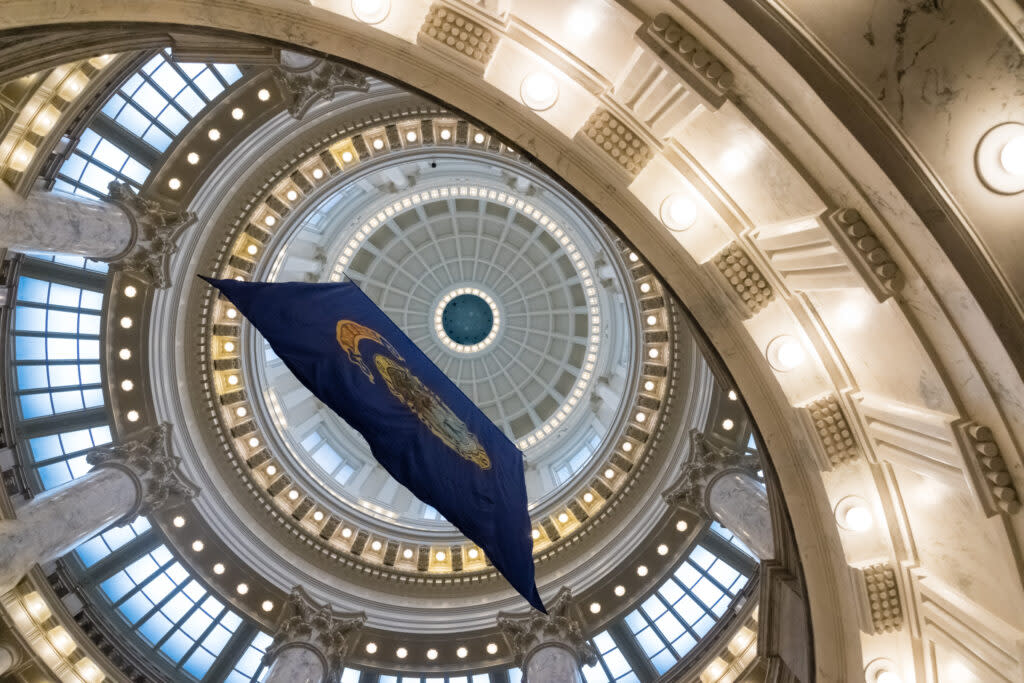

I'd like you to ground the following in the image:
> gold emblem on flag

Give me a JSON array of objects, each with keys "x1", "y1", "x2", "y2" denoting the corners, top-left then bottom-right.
[{"x1": 337, "y1": 320, "x2": 491, "y2": 470}]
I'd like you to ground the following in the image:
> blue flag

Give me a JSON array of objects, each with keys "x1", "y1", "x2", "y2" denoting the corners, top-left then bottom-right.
[{"x1": 201, "y1": 277, "x2": 545, "y2": 612}]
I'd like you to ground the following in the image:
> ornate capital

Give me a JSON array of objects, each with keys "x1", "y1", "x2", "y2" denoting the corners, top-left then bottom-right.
[
  {"x1": 86, "y1": 423, "x2": 198, "y2": 518},
  {"x1": 661, "y1": 429, "x2": 759, "y2": 515},
  {"x1": 105, "y1": 181, "x2": 195, "y2": 288},
  {"x1": 264, "y1": 587, "x2": 367, "y2": 683},
  {"x1": 274, "y1": 59, "x2": 369, "y2": 119},
  {"x1": 497, "y1": 587, "x2": 598, "y2": 668}
]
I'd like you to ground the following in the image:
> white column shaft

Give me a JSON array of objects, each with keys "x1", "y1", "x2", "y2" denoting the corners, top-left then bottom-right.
[
  {"x1": 525, "y1": 644, "x2": 583, "y2": 683},
  {"x1": 707, "y1": 471, "x2": 775, "y2": 560},
  {"x1": 264, "y1": 646, "x2": 325, "y2": 683},
  {"x1": 0, "y1": 184, "x2": 132, "y2": 258},
  {"x1": 0, "y1": 466, "x2": 137, "y2": 592}
]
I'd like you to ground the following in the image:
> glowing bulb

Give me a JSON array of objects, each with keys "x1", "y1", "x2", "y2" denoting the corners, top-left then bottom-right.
[
  {"x1": 676, "y1": 519, "x2": 688, "y2": 532},
  {"x1": 640, "y1": 282, "x2": 651, "y2": 293},
  {"x1": 236, "y1": 583, "x2": 248, "y2": 595},
  {"x1": 313, "y1": 510, "x2": 325, "y2": 522},
  {"x1": 208, "y1": 128, "x2": 221, "y2": 141},
  {"x1": 614, "y1": 585, "x2": 625, "y2": 597},
  {"x1": 352, "y1": 0, "x2": 391, "y2": 24},
  {"x1": 223, "y1": 342, "x2": 235, "y2": 352},
  {"x1": 262, "y1": 600, "x2": 274, "y2": 612},
  {"x1": 286, "y1": 189, "x2": 298, "y2": 201},
  {"x1": 473, "y1": 132, "x2": 485, "y2": 144},
  {"x1": 604, "y1": 468, "x2": 615, "y2": 479},
  {"x1": 629, "y1": 252, "x2": 639, "y2": 262},
  {"x1": 636, "y1": 565, "x2": 648, "y2": 577},
  {"x1": 1000, "y1": 135, "x2": 1024, "y2": 175},
  {"x1": 722, "y1": 419, "x2": 734, "y2": 430},
  {"x1": 844, "y1": 505, "x2": 873, "y2": 531},
  {"x1": 486, "y1": 642, "x2": 498, "y2": 655},
  {"x1": 728, "y1": 390, "x2": 738, "y2": 401},
  {"x1": 635, "y1": 412, "x2": 646, "y2": 422},
  {"x1": 126, "y1": 410, "x2": 140, "y2": 422},
  {"x1": 341, "y1": 151, "x2": 353, "y2": 163},
  {"x1": 119, "y1": 348, "x2": 131, "y2": 360},
  {"x1": 457, "y1": 647, "x2": 468, "y2": 658},
  {"x1": 372, "y1": 138, "x2": 384, "y2": 150},
  {"x1": 371, "y1": 540, "x2": 382, "y2": 551},
  {"x1": 247, "y1": 436, "x2": 258, "y2": 448},
  {"x1": 247, "y1": 244, "x2": 258, "y2": 255},
  {"x1": 258, "y1": 88, "x2": 270, "y2": 101},
  {"x1": 121, "y1": 379, "x2": 134, "y2": 391},
  {"x1": 192, "y1": 540, "x2": 204, "y2": 552},
  {"x1": 520, "y1": 72, "x2": 559, "y2": 111},
  {"x1": 583, "y1": 492, "x2": 594, "y2": 503},
  {"x1": 235, "y1": 406, "x2": 247, "y2": 417},
  {"x1": 426, "y1": 649, "x2": 438, "y2": 660},
  {"x1": 467, "y1": 548, "x2": 479, "y2": 559},
  {"x1": 264, "y1": 214, "x2": 276, "y2": 226},
  {"x1": 644, "y1": 381, "x2": 655, "y2": 391},
  {"x1": 766, "y1": 335, "x2": 806, "y2": 371},
  {"x1": 172, "y1": 516, "x2": 186, "y2": 528},
  {"x1": 876, "y1": 672, "x2": 901, "y2": 683},
  {"x1": 265, "y1": 465, "x2": 277, "y2": 476},
  {"x1": 657, "y1": 544, "x2": 669, "y2": 555},
  {"x1": 403, "y1": 548, "x2": 414, "y2": 559},
  {"x1": 365, "y1": 642, "x2": 378, "y2": 654},
  {"x1": 227, "y1": 375, "x2": 239, "y2": 386},
  {"x1": 396, "y1": 647, "x2": 408, "y2": 658},
  {"x1": 646, "y1": 315, "x2": 657, "y2": 325},
  {"x1": 406, "y1": 130, "x2": 418, "y2": 142},
  {"x1": 342, "y1": 527, "x2": 353, "y2": 538},
  {"x1": 213, "y1": 563, "x2": 225, "y2": 574},
  {"x1": 123, "y1": 285, "x2": 137, "y2": 297},
  {"x1": 187, "y1": 152, "x2": 200, "y2": 165},
  {"x1": 558, "y1": 512, "x2": 569, "y2": 523},
  {"x1": 440, "y1": 129, "x2": 452, "y2": 141},
  {"x1": 660, "y1": 194, "x2": 698, "y2": 230},
  {"x1": 231, "y1": 107, "x2": 244, "y2": 120},
  {"x1": 120, "y1": 316, "x2": 133, "y2": 328},
  {"x1": 531, "y1": 529, "x2": 541, "y2": 539},
  {"x1": 435, "y1": 550, "x2": 446, "y2": 561},
  {"x1": 589, "y1": 602, "x2": 601, "y2": 614},
  {"x1": 312, "y1": 168, "x2": 324, "y2": 179},
  {"x1": 622, "y1": 442, "x2": 633, "y2": 452},
  {"x1": 648, "y1": 348, "x2": 659, "y2": 359},
  {"x1": 287, "y1": 489, "x2": 299, "y2": 500}
]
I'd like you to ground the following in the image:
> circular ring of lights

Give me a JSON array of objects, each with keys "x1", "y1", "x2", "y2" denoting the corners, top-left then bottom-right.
[{"x1": 433, "y1": 286, "x2": 502, "y2": 353}]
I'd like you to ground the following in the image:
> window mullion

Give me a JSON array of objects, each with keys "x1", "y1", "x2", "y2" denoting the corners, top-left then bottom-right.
[
  {"x1": 76, "y1": 531, "x2": 161, "y2": 586},
  {"x1": 175, "y1": 603, "x2": 228, "y2": 670},
  {"x1": 111, "y1": 556, "x2": 177, "y2": 607},
  {"x1": 200, "y1": 621, "x2": 257, "y2": 683},
  {"x1": 606, "y1": 621, "x2": 657, "y2": 683},
  {"x1": 133, "y1": 580, "x2": 189, "y2": 637},
  {"x1": 657, "y1": 591, "x2": 702, "y2": 644}
]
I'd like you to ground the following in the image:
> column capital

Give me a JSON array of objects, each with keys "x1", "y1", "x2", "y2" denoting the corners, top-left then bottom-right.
[
  {"x1": 661, "y1": 429, "x2": 758, "y2": 515},
  {"x1": 274, "y1": 59, "x2": 369, "y2": 119},
  {"x1": 86, "y1": 423, "x2": 199, "y2": 519},
  {"x1": 497, "y1": 587, "x2": 598, "y2": 668},
  {"x1": 105, "y1": 181, "x2": 196, "y2": 288},
  {"x1": 264, "y1": 586, "x2": 367, "y2": 683}
]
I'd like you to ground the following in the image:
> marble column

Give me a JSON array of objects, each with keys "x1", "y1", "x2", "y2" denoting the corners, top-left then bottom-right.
[
  {"x1": 262, "y1": 587, "x2": 366, "y2": 683},
  {"x1": 707, "y1": 471, "x2": 775, "y2": 560},
  {"x1": 264, "y1": 644, "x2": 324, "y2": 683},
  {"x1": 498, "y1": 587, "x2": 597, "y2": 683},
  {"x1": 0, "y1": 182, "x2": 133, "y2": 258},
  {"x1": 0, "y1": 423, "x2": 196, "y2": 593}
]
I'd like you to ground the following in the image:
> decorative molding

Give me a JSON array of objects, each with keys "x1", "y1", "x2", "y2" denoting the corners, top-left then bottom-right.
[
  {"x1": 822, "y1": 208, "x2": 903, "y2": 301},
  {"x1": 711, "y1": 242, "x2": 774, "y2": 317},
  {"x1": 263, "y1": 586, "x2": 366, "y2": 683},
  {"x1": 639, "y1": 14, "x2": 735, "y2": 109},
  {"x1": 105, "y1": 181, "x2": 195, "y2": 289},
  {"x1": 85, "y1": 423, "x2": 199, "y2": 519},
  {"x1": 418, "y1": 4, "x2": 497, "y2": 69},
  {"x1": 580, "y1": 107, "x2": 653, "y2": 177},
  {"x1": 496, "y1": 587, "x2": 598, "y2": 668},
  {"x1": 273, "y1": 60, "x2": 370, "y2": 119},
  {"x1": 955, "y1": 421, "x2": 1021, "y2": 515},
  {"x1": 662, "y1": 429, "x2": 759, "y2": 516},
  {"x1": 804, "y1": 395, "x2": 858, "y2": 467},
  {"x1": 860, "y1": 562, "x2": 903, "y2": 634}
]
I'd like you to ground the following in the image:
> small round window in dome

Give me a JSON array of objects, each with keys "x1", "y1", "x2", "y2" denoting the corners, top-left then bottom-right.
[{"x1": 442, "y1": 293, "x2": 494, "y2": 345}]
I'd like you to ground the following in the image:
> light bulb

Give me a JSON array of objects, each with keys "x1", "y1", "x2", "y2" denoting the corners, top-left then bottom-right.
[
  {"x1": 341, "y1": 151, "x2": 353, "y2": 163},
  {"x1": 262, "y1": 600, "x2": 274, "y2": 612},
  {"x1": 228, "y1": 375, "x2": 239, "y2": 385},
  {"x1": 187, "y1": 152, "x2": 200, "y2": 165},
  {"x1": 257, "y1": 88, "x2": 270, "y2": 101},
  {"x1": 583, "y1": 492, "x2": 594, "y2": 503},
  {"x1": 313, "y1": 510, "x2": 325, "y2": 522},
  {"x1": 213, "y1": 563, "x2": 225, "y2": 574},
  {"x1": 644, "y1": 381, "x2": 655, "y2": 391},
  {"x1": 371, "y1": 540, "x2": 382, "y2": 551},
  {"x1": 365, "y1": 642, "x2": 377, "y2": 654},
  {"x1": 286, "y1": 189, "x2": 298, "y2": 201},
  {"x1": 192, "y1": 540, "x2": 204, "y2": 552},
  {"x1": 876, "y1": 672, "x2": 901, "y2": 683},
  {"x1": 435, "y1": 550, "x2": 446, "y2": 561},
  {"x1": 119, "y1": 348, "x2": 132, "y2": 360},
  {"x1": 120, "y1": 316, "x2": 133, "y2": 328},
  {"x1": 236, "y1": 583, "x2": 248, "y2": 595},
  {"x1": 403, "y1": 548, "x2": 414, "y2": 559},
  {"x1": 231, "y1": 107, "x2": 244, "y2": 120},
  {"x1": 372, "y1": 138, "x2": 384, "y2": 150},
  {"x1": 844, "y1": 505, "x2": 873, "y2": 531},
  {"x1": 440, "y1": 129, "x2": 452, "y2": 140},
  {"x1": 126, "y1": 410, "x2": 140, "y2": 422},
  {"x1": 614, "y1": 585, "x2": 625, "y2": 597},
  {"x1": 646, "y1": 314, "x2": 657, "y2": 325},
  {"x1": 457, "y1": 646, "x2": 468, "y2": 658},
  {"x1": 248, "y1": 436, "x2": 258, "y2": 447},
  {"x1": 123, "y1": 285, "x2": 137, "y2": 297},
  {"x1": 121, "y1": 379, "x2": 134, "y2": 391},
  {"x1": 1000, "y1": 135, "x2": 1024, "y2": 175},
  {"x1": 676, "y1": 519, "x2": 688, "y2": 532},
  {"x1": 467, "y1": 548, "x2": 479, "y2": 559},
  {"x1": 722, "y1": 419, "x2": 734, "y2": 430},
  {"x1": 426, "y1": 648, "x2": 438, "y2": 660},
  {"x1": 636, "y1": 565, "x2": 648, "y2": 577},
  {"x1": 172, "y1": 516, "x2": 186, "y2": 528},
  {"x1": 208, "y1": 128, "x2": 220, "y2": 141},
  {"x1": 312, "y1": 168, "x2": 324, "y2": 179},
  {"x1": 351, "y1": 0, "x2": 390, "y2": 24},
  {"x1": 558, "y1": 512, "x2": 569, "y2": 523},
  {"x1": 660, "y1": 194, "x2": 698, "y2": 230},
  {"x1": 396, "y1": 647, "x2": 408, "y2": 658},
  {"x1": 520, "y1": 72, "x2": 559, "y2": 111},
  {"x1": 766, "y1": 335, "x2": 806, "y2": 371},
  {"x1": 265, "y1": 465, "x2": 277, "y2": 476},
  {"x1": 406, "y1": 130, "x2": 418, "y2": 142},
  {"x1": 486, "y1": 642, "x2": 498, "y2": 655},
  {"x1": 531, "y1": 529, "x2": 541, "y2": 539},
  {"x1": 474, "y1": 132, "x2": 485, "y2": 144},
  {"x1": 657, "y1": 544, "x2": 669, "y2": 555},
  {"x1": 589, "y1": 602, "x2": 601, "y2": 614}
]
